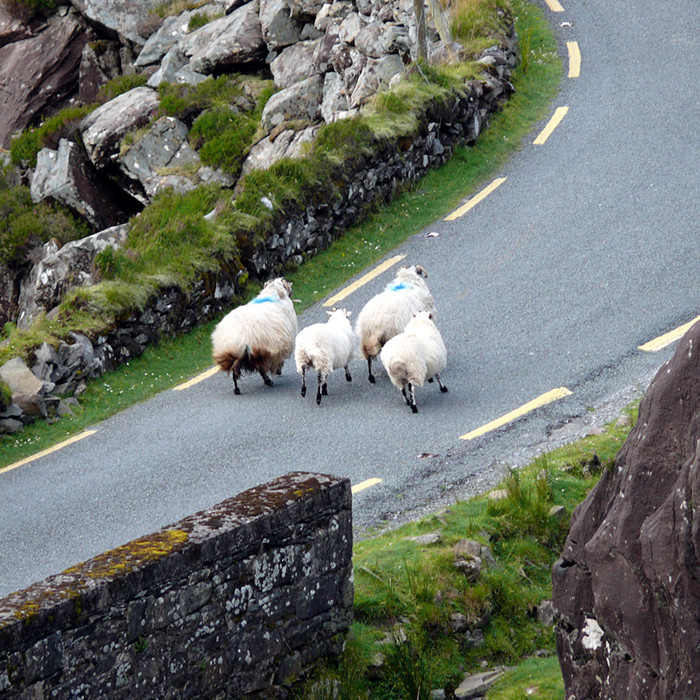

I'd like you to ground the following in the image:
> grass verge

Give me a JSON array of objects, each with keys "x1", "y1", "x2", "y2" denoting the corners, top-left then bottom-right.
[
  {"x1": 295, "y1": 405, "x2": 637, "y2": 699},
  {"x1": 0, "y1": 0, "x2": 561, "y2": 468}
]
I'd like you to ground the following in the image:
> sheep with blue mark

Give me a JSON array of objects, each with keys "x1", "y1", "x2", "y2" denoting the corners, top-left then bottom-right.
[
  {"x1": 354, "y1": 265, "x2": 436, "y2": 383},
  {"x1": 211, "y1": 278, "x2": 298, "y2": 394},
  {"x1": 380, "y1": 310, "x2": 448, "y2": 413},
  {"x1": 294, "y1": 308, "x2": 355, "y2": 405}
]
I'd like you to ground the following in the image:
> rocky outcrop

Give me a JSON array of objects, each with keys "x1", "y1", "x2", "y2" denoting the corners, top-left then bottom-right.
[
  {"x1": 0, "y1": 9, "x2": 91, "y2": 148},
  {"x1": 69, "y1": 0, "x2": 164, "y2": 46},
  {"x1": 553, "y1": 320, "x2": 700, "y2": 699}
]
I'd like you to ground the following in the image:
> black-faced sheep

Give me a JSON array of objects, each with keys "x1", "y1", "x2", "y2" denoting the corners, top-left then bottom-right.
[
  {"x1": 211, "y1": 277, "x2": 298, "y2": 394},
  {"x1": 355, "y1": 265, "x2": 436, "y2": 383},
  {"x1": 379, "y1": 310, "x2": 447, "y2": 413},
  {"x1": 294, "y1": 308, "x2": 355, "y2": 405}
]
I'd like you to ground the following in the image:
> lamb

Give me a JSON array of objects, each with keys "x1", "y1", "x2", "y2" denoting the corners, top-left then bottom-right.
[
  {"x1": 294, "y1": 308, "x2": 355, "y2": 405},
  {"x1": 379, "y1": 310, "x2": 448, "y2": 413},
  {"x1": 211, "y1": 277, "x2": 298, "y2": 394},
  {"x1": 355, "y1": 264, "x2": 436, "y2": 383}
]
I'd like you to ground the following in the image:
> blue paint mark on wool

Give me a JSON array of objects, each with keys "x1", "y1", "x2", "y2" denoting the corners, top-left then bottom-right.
[
  {"x1": 387, "y1": 281, "x2": 413, "y2": 292},
  {"x1": 251, "y1": 295, "x2": 279, "y2": 304}
]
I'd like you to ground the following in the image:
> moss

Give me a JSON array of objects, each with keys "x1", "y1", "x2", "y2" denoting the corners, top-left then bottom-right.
[{"x1": 0, "y1": 379, "x2": 12, "y2": 411}]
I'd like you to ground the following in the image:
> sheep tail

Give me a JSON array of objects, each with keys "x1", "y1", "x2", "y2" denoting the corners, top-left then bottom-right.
[{"x1": 361, "y1": 333, "x2": 382, "y2": 360}]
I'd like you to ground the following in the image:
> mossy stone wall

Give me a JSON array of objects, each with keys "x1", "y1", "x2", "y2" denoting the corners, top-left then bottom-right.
[{"x1": 0, "y1": 471, "x2": 353, "y2": 698}]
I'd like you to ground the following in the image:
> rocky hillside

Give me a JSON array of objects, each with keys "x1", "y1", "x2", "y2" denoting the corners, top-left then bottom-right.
[{"x1": 0, "y1": 0, "x2": 516, "y2": 430}]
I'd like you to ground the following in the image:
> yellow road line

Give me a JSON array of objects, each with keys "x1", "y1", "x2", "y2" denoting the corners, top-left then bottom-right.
[
  {"x1": 322, "y1": 255, "x2": 406, "y2": 307},
  {"x1": 638, "y1": 315, "x2": 700, "y2": 352},
  {"x1": 567, "y1": 41, "x2": 581, "y2": 78},
  {"x1": 352, "y1": 478, "x2": 382, "y2": 494},
  {"x1": 1, "y1": 429, "x2": 98, "y2": 475},
  {"x1": 543, "y1": 0, "x2": 565, "y2": 11},
  {"x1": 533, "y1": 106, "x2": 569, "y2": 145},
  {"x1": 460, "y1": 387, "x2": 573, "y2": 441},
  {"x1": 173, "y1": 365, "x2": 220, "y2": 391},
  {"x1": 444, "y1": 177, "x2": 507, "y2": 222}
]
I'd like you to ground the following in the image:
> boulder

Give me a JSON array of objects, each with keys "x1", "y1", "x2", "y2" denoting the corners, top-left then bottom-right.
[
  {"x1": 349, "y1": 53, "x2": 404, "y2": 107},
  {"x1": 355, "y1": 21, "x2": 409, "y2": 58},
  {"x1": 30, "y1": 139, "x2": 134, "y2": 230},
  {"x1": 70, "y1": 0, "x2": 165, "y2": 46},
  {"x1": 80, "y1": 86, "x2": 160, "y2": 168},
  {"x1": 321, "y1": 71, "x2": 352, "y2": 123},
  {"x1": 259, "y1": 0, "x2": 303, "y2": 50},
  {"x1": 0, "y1": 357, "x2": 44, "y2": 397},
  {"x1": 270, "y1": 39, "x2": 321, "y2": 88},
  {"x1": 15, "y1": 224, "x2": 129, "y2": 330},
  {"x1": 119, "y1": 116, "x2": 200, "y2": 201},
  {"x1": 146, "y1": 45, "x2": 189, "y2": 88},
  {"x1": 241, "y1": 126, "x2": 319, "y2": 175},
  {"x1": 182, "y1": 1, "x2": 266, "y2": 74},
  {"x1": 553, "y1": 320, "x2": 700, "y2": 699},
  {"x1": 135, "y1": 9, "x2": 201, "y2": 67},
  {"x1": 0, "y1": 11, "x2": 90, "y2": 149},
  {"x1": 260, "y1": 74, "x2": 323, "y2": 131},
  {"x1": 79, "y1": 40, "x2": 123, "y2": 104}
]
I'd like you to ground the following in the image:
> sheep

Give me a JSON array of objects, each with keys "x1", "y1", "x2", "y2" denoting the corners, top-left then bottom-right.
[
  {"x1": 355, "y1": 264, "x2": 436, "y2": 383},
  {"x1": 211, "y1": 277, "x2": 298, "y2": 394},
  {"x1": 294, "y1": 308, "x2": 355, "y2": 405},
  {"x1": 379, "y1": 310, "x2": 448, "y2": 413}
]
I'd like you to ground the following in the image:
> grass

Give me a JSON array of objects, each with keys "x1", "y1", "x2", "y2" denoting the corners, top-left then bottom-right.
[
  {"x1": 294, "y1": 405, "x2": 638, "y2": 699},
  {"x1": 0, "y1": 0, "x2": 561, "y2": 467}
]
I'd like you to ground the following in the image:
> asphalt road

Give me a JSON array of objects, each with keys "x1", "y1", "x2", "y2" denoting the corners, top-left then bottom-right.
[{"x1": 1, "y1": 0, "x2": 698, "y2": 597}]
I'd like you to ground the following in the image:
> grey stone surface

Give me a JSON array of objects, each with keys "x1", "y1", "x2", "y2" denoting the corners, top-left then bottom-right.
[
  {"x1": 0, "y1": 472, "x2": 353, "y2": 699},
  {"x1": 70, "y1": 0, "x2": 164, "y2": 46},
  {"x1": 80, "y1": 87, "x2": 160, "y2": 168},
  {"x1": 261, "y1": 73, "x2": 324, "y2": 131}
]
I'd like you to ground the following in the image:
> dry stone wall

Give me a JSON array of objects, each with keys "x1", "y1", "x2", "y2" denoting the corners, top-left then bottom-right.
[
  {"x1": 0, "y1": 52, "x2": 515, "y2": 431},
  {"x1": 0, "y1": 472, "x2": 353, "y2": 698}
]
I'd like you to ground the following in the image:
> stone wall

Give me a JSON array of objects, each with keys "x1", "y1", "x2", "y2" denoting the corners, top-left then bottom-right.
[
  {"x1": 0, "y1": 50, "x2": 515, "y2": 431},
  {"x1": 0, "y1": 472, "x2": 353, "y2": 698}
]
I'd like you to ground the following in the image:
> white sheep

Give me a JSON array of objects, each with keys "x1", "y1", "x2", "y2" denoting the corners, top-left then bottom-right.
[
  {"x1": 380, "y1": 310, "x2": 448, "y2": 413},
  {"x1": 294, "y1": 308, "x2": 355, "y2": 405},
  {"x1": 211, "y1": 277, "x2": 298, "y2": 394},
  {"x1": 355, "y1": 265, "x2": 436, "y2": 383}
]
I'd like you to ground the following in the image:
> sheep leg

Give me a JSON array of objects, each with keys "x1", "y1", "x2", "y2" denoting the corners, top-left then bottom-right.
[
  {"x1": 400, "y1": 385, "x2": 410, "y2": 406},
  {"x1": 408, "y1": 382, "x2": 418, "y2": 413},
  {"x1": 232, "y1": 359, "x2": 241, "y2": 395},
  {"x1": 259, "y1": 369, "x2": 273, "y2": 386},
  {"x1": 367, "y1": 357, "x2": 376, "y2": 383},
  {"x1": 316, "y1": 371, "x2": 324, "y2": 405},
  {"x1": 345, "y1": 366, "x2": 352, "y2": 382},
  {"x1": 300, "y1": 367, "x2": 307, "y2": 397},
  {"x1": 435, "y1": 373, "x2": 448, "y2": 393}
]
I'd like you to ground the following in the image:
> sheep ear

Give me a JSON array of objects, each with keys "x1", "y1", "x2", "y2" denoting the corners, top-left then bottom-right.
[{"x1": 416, "y1": 265, "x2": 428, "y2": 278}]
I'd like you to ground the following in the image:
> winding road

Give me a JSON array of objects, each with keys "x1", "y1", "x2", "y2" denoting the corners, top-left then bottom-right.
[{"x1": 1, "y1": 0, "x2": 698, "y2": 597}]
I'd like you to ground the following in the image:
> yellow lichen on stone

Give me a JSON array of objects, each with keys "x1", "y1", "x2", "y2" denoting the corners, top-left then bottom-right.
[{"x1": 81, "y1": 529, "x2": 189, "y2": 580}]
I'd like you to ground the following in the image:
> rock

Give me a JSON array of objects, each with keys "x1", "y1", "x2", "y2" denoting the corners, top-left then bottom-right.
[
  {"x1": 15, "y1": 224, "x2": 129, "y2": 331},
  {"x1": 320, "y1": 70, "x2": 352, "y2": 123},
  {"x1": 146, "y1": 46, "x2": 188, "y2": 88},
  {"x1": 79, "y1": 40, "x2": 123, "y2": 104},
  {"x1": 119, "y1": 116, "x2": 200, "y2": 201},
  {"x1": 454, "y1": 669, "x2": 505, "y2": 699},
  {"x1": 260, "y1": 74, "x2": 323, "y2": 131},
  {"x1": 489, "y1": 488, "x2": 508, "y2": 501},
  {"x1": 548, "y1": 504, "x2": 567, "y2": 521},
  {"x1": 350, "y1": 53, "x2": 404, "y2": 107},
  {"x1": 537, "y1": 600, "x2": 554, "y2": 627},
  {"x1": 80, "y1": 87, "x2": 160, "y2": 168},
  {"x1": 0, "y1": 12, "x2": 90, "y2": 149},
  {"x1": 453, "y1": 556, "x2": 481, "y2": 582},
  {"x1": 553, "y1": 320, "x2": 700, "y2": 699},
  {"x1": 183, "y1": 1, "x2": 266, "y2": 74},
  {"x1": 270, "y1": 39, "x2": 321, "y2": 88},
  {"x1": 30, "y1": 139, "x2": 135, "y2": 230},
  {"x1": 70, "y1": 0, "x2": 164, "y2": 47},
  {"x1": 135, "y1": 10, "x2": 199, "y2": 67},
  {"x1": 355, "y1": 21, "x2": 409, "y2": 58},
  {"x1": 241, "y1": 126, "x2": 318, "y2": 176},
  {"x1": 0, "y1": 357, "x2": 43, "y2": 397},
  {"x1": 450, "y1": 612, "x2": 468, "y2": 633},
  {"x1": 260, "y1": 0, "x2": 304, "y2": 50}
]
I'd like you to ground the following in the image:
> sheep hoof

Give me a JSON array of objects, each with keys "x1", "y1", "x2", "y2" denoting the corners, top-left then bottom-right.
[
  {"x1": 441, "y1": 386, "x2": 449, "y2": 393},
  {"x1": 234, "y1": 387, "x2": 241, "y2": 395},
  {"x1": 322, "y1": 386, "x2": 328, "y2": 396},
  {"x1": 368, "y1": 375, "x2": 376, "y2": 384},
  {"x1": 301, "y1": 387, "x2": 306, "y2": 397},
  {"x1": 411, "y1": 405, "x2": 418, "y2": 413},
  {"x1": 427, "y1": 377, "x2": 434, "y2": 383}
]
